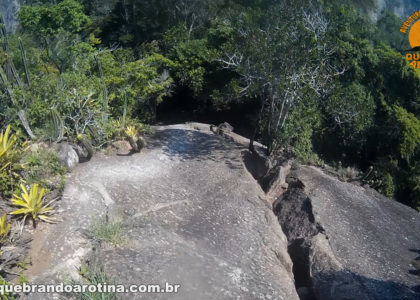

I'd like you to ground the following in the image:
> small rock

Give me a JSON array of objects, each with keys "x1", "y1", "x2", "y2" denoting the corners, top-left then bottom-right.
[
  {"x1": 112, "y1": 140, "x2": 131, "y2": 154},
  {"x1": 218, "y1": 122, "x2": 234, "y2": 133},
  {"x1": 58, "y1": 143, "x2": 79, "y2": 170},
  {"x1": 211, "y1": 122, "x2": 234, "y2": 136}
]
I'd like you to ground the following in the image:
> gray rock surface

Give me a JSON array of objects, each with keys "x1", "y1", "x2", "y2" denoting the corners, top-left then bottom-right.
[
  {"x1": 57, "y1": 142, "x2": 79, "y2": 170},
  {"x1": 274, "y1": 166, "x2": 420, "y2": 300},
  {"x1": 376, "y1": 0, "x2": 420, "y2": 19},
  {"x1": 0, "y1": 0, "x2": 21, "y2": 32},
  {"x1": 27, "y1": 124, "x2": 298, "y2": 300}
]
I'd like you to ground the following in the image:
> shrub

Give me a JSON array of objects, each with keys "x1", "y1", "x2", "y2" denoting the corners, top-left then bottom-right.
[
  {"x1": 0, "y1": 275, "x2": 16, "y2": 299},
  {"x1": 380, "y1": 173, "x2": 395, "y2": 199},
  {"x1": 0, "y1": 126, "x2": 23, "y2": 197},
  {"x1": 22, "y1": 148, "x2": 66, "y2": 186}
]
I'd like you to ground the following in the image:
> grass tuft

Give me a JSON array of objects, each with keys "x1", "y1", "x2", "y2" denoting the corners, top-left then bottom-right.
[{"x1": 88, "y1": 217, "x2": 125, "y2": 246}]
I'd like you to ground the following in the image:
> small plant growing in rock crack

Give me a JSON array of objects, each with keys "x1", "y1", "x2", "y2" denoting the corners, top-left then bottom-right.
[
  {"x1": 88, "y1": 216, "x2": 125, "y2": 246},
  {"x1": 10, "y1": 183, "x2": 56, "y2": 228},
  {"x1": 70, "y1": 263, "x2": 117, "y2": 300}
]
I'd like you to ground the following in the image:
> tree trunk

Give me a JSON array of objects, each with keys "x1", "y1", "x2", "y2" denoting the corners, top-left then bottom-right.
[
  {"x1": 249, "y1": 98, "x2": 266, "y2": 153},
  {"x1": 96, "y1": 56, "x2": 108, "y2": 122},
  {"x1": 122, "y1": 93, "x2": 128, "y2": 128}
]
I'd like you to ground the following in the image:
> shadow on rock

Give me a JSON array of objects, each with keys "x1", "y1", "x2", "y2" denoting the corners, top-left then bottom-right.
[
  {"x1": 409, "y1": 249, "x2": 420, "y2": 276},
  {"x1": 147, "y1": 129, "x2": 244, "y2": 168},
  {"x1": 312, "y1": 270, "x2": 420, "y2": 300}
]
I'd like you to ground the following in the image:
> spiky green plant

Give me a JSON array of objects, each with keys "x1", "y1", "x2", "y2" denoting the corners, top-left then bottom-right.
[
  {"x1": 10, "y1": 183, "x2": 55, "y2": 227},
  {"x1": 125, "y1": 126, "x2": 141, "y2": 152},
  {"x1": 0, "y1": 125, "x2": 17, "y2": 172},
  {"x1": 125, "y1": 126, "x2": 137, "y2": 138},
  {"x1": 0, "y1": 213, "x2": 10, "y2": 244}
]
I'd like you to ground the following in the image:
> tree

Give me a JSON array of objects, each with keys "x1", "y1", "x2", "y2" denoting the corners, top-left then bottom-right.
[
  {"x1": 19, "y1": 0, "x2": 92, "y2": 73},
  {"x1": 98, "y1": 50, "x2": 175, "y2": 123},
  {"x1": 19, "y1": 0, "x2": 91, "y2": 37},
  {"x1": 219, "y1": 1, "x2": 341, "y2": 154}
]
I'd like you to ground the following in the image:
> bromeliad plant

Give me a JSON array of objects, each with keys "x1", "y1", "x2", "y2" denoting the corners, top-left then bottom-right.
[
  {"x1": 125, "y1": 126, "x2": 144, "y2": 153},
  {"x1": 0, "y1": 125, "x2": 18, "y2": 172},
  {"x1": 0, "y1": 213, "x2": 11, "y2": 244},
  {"x1": 10, "y1": 184, "x2": 55, "y2": 228},
  {"x1": 125, "y1": 126, "x2": 137, "y2": 139}
]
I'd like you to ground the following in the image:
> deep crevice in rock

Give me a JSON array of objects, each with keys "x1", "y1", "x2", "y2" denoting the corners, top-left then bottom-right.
[
  {"x1": 272, "y1": 176, "x2": 319, "y2": 300},
  {"x1": 287, "y1": 239, "x2": 317, "y2": 300},
  {"x1": 241, "y1": 152, "x2": 318, "y2": 299},
  {"x1": 288, "y1": 239, "x2": 312, "y2": 288}
]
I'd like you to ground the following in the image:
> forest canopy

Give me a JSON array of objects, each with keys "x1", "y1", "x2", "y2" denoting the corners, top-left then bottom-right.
[{"x1": 1, "y1": 0, "x2": 420, "y2": 211}]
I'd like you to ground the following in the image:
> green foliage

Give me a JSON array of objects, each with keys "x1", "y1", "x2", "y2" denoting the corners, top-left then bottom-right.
[
  {"x1": 0, "y1": 126, "x2": 23, "y2": 197},
  {"x1": 22, "y1": 148, "x2": 66, "y2": 186},
  {"x1": 322, "y1": 82, "x2": 375, "y2": 150},
  {"x1": 18, "y1": 273, "x2": 30, "y2": 285},
  {"x1": 0, "y1": 125, "x2": 19, "y2": 172},
  {"x1": 393, "y1": 105, "x2": 420, "y2": 161},
  {"x1": 275, "y1": 99, "x2": 321, "y2": 163},
  {"x1": 1, "y1": 0, "x2": 420, "y2": 212},
  {"x1": 19, "y1": 0, "x2": 91, "y2": 37},
  {"x1": 125, "y1": 126, "x2": 138, "y2": 139},
  {"x1": 0, "y1": 213, "x2": 11, "y2": 244},
  {"x1": 0, "y1": 168, "x2": 22, "y2": 198},
  {"x1": 101, "y1": 52, "x2": 175, "y2": 122},
  {"x1": 0, "y1": 275, "x2": 16, "y2": 300},
  {"x1": 376, "y1": 10, "x2": 407, "y2": 50},
  {"x1": 10, "y1": 183, "x2": 56, "y2": 226},
  {"x1": 105, "y1": 118, "x2": 149, "y2": 141},
  {"x1": 380, "y1": 173, "x2": 395, "y2": 199},
  {"x1": 73, "y1": 262, "x2": 117, "y2": 300},
  {"x1": 163, "y1": 25, "x2": 219, "y2": 96}
]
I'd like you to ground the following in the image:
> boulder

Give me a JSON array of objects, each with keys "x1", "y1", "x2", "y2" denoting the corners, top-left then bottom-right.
[
  {"x1": 259, "y1": 161, "x2": 291, "y2": 196},
  {"x1": 111, "y1": 140, "x2": 132, "y2": 154},
  {"x1": 218, "y1": 121, "x2": 234, "y2": 133},
  {"x1": 57, "y1": 143, "x2": 79, "y2": 170},
  {"x1": 211, "y1": 122, "x2": 234, "y2": 137},
  {"x1": 274, "y1": 166, "x2": 420, "y2": 300}
]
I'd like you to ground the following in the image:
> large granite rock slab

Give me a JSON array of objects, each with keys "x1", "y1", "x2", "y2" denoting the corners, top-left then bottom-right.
[
  {"x1": 274, "y1": 166, "x2": 420, "y2": 300},
  {"x1": 27, "y1": 124, "x2": 298, "y2": 300}
]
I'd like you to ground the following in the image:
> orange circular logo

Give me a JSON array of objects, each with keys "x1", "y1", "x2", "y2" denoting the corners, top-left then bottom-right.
[{"x1": 409, "y1": 19, "x2": 420, "y2": 48}]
